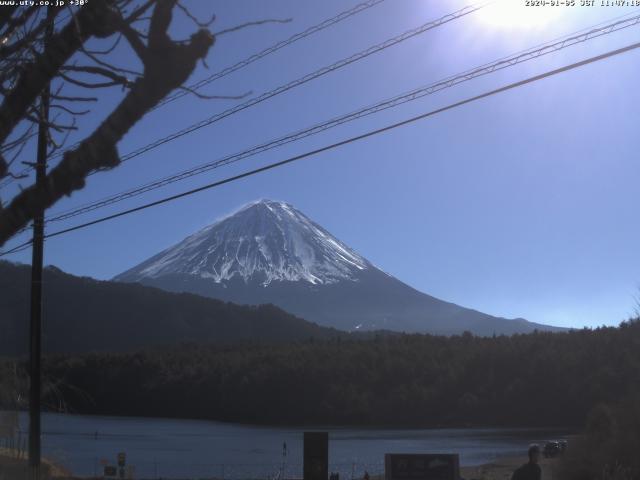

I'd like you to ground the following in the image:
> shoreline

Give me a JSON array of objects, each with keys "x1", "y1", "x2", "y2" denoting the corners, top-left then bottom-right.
[
  {"x1": 9, "y1": 408, "x2": 575, "y2": 432},
  {"x1": 460, "y1": 455, "x2": 558, "y2": 480},
  {"x1": 1, "y1": 449, "x2": 560, "y2": 480}
]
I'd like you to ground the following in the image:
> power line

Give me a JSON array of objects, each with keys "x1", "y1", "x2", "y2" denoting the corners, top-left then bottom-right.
[
  {"x1": 52, "y1": 2, "x2": 484, "y2": 177},
  {"x1": 157, "y1": 0, "x2": 387, "y2": 109},
  {"x1": 38, "y1": 40, "x2": 640, "y2": 243},
  {"x1": 0, "y1": 239, "x2": 33, "y2": 257},
  {"x1": 44, "y1": 11, "x2": 640, "y2": 225},
  {"x1": 0, "y1": 0, "x2": 387, "y2": 190},
  {"x1": 3, "y1": 1, "x2": 488, "y2": 228},
  {"x1": 2, "y1": 38, "x2": 638, "y2": 255},
  {"x1": 2, "y1": 1, "x2": 485, "y2": 195}
]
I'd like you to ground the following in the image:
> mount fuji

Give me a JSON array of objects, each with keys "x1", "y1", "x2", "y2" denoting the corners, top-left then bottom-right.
[{"x1": 115, "y1": 199, "x2": 562, "y2": 335}]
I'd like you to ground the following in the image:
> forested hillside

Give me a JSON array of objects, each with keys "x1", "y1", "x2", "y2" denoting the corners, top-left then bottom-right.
[
  {"x1": 24, "y1": 319, "x2": 640, "y2": 427},
  {"x1": 0, "y1": 261, "x2": 340, "y2": 355}
]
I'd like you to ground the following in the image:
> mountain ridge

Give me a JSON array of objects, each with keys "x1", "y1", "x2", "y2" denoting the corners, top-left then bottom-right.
[
  {"x1": 116, "y1": 199, "x2": 371, "y2": 286},
  {"x1": 115, "y1": 199, "x2": 564, "y2": 335},
  {"x1": 0, "y1": 260, "x2": 342, "y2": 355}
]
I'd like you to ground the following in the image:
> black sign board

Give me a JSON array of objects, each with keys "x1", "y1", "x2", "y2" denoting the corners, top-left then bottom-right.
[
  {"x1": 117, "y1": 452, "x2": 126, "y2": 467},
  {"x1": 385, "y1": 454, "x2": 460, "y2": 480},
  {"x1": 104, "y1": 465, "x2": 117, "y2": 477},
  {"x1": 303, "y1": 431, "x2": 328, "y2": 480}
]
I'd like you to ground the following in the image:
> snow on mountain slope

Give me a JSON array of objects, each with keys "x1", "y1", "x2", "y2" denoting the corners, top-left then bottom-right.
[
  {"x1": 115, "y1": 199, "x2": 566, "y2": 335},
  {"x1": 116, "y1": 200, "x2": 370, "y2": 286}
]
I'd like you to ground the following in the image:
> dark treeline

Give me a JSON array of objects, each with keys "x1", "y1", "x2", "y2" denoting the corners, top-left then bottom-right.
[
  {"x1": 0, "y1": 261, "x2": 342, "y2": 355},
  {"x1": 14, "y1": 318, "x2": 639, "y2": 428}
]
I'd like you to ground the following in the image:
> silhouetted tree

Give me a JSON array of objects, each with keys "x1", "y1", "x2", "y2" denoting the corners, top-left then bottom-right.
[
  {"x1": 9, "y1": 317, "x2": 636, "y2": 428},
  {"x1": 0, "y1": 0, "x2": 242, "y2": 245}
]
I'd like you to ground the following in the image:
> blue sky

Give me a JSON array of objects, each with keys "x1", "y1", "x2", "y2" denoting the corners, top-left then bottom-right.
[{"x1": 3, "y1": 0, "x2": 640, "y2": 329}]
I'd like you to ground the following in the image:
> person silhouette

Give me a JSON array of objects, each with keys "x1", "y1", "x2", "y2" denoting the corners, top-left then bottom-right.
[{"x1": 511, "y1": 444, "x2": 541, "y2": 480}]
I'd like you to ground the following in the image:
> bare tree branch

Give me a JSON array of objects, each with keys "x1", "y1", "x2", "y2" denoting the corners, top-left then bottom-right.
[
  {"x1": 61, "y1": 65, "x2": 132, "y2": 87},
  {"x1": 2, "y1": 169, "x2": 29, "y2": 181},
  {"x1": 0, "y1": 6, "x2": 37, "y2": 48},
  {"x1": 58, "y1": 73, "x2": 125, "y2": 89},
  {"x1": 0, "y1": 0, "x2": 121, "y2": 148},
  {"x1": 176, "y1": 85, "x2": 251, "y2": 101},
  {"x1": 123, "y1": 0, "x2": 156, "y2": 23},
  {"x1": 0, "y1": 0, "x2": 214, "y2": 245},
  {"x1": 50, "y1": 94, "x2": 98, "y2": 102},
  {"x1": 1, "y1": 123, "x2": 37, "y2": 155},
  {"x1": 25, "y1": 113, "x2": 77, "y2": 133},
  {"x1": 0, "y1": 154, "x2": 6, "y2": 180},
  {"x1": 0, "y1": 8, "x2": 57, "y2": 59},
  {"x1": 50, "y1": 104, "x2": 91, "y2": 116},
  {"x1": 46, "y1": 117, "x2": 77, "y2": 155},
  {"x1": 177, "y1": 1, "x2": 215, "y2": 28},
  {"x1": 81, "y1": 32, "x2": 123, "y2": 55},
  {"x1": 119, "y1": 21, "x2": 147, "y2": 59},
  {"x1": 6, "y1": 131, "x2": 32, "y2": 168},
  {"x1": 80, "y1": 45, "x2": 142, "y2": 76}
]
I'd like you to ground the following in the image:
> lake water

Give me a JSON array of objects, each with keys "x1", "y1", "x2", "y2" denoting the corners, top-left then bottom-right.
[{"x1": 12, "y1": 412, "x2": 570, "y2": 479}]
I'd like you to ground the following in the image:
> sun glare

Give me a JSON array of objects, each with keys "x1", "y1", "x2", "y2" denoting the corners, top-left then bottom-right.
[{"x1": 476, "y1": 0, "x2": 563, "y2": 30}]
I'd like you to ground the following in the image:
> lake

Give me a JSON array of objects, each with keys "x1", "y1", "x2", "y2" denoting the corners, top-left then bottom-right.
[{"x1": 12, "y1": 412, "x2": 570, "y2": 479}]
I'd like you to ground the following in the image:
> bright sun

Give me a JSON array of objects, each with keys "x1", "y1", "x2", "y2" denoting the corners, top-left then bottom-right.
[{"x1": 476, "y1": 0, "x2": 563, "y2": 30}]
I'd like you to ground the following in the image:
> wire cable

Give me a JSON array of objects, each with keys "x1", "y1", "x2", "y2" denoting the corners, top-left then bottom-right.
[
  {"x1": 0, "y1": 239, "x2": 33, "y2": 257},
  {"x1": 0, "y1": 0, "x2": 387, "y2": 190},
  {"x1": 2, "y1": 1, "x2": 487, "y2": 224},
  {"x1": 44, "y1": 2, "x2": 485, "y2": 172},
  {"x1": 44, "y1": 11, "x2": 640, "y2": 224},
  {"x1": 1, "y1": 1, "x2": 485, "y2": 193},
  {"x1": 38, "y1": 40, "x2": 640, "y2": 243},
  {"x1": 157, "y1": 0, "x2": 388, "y2": 109}
]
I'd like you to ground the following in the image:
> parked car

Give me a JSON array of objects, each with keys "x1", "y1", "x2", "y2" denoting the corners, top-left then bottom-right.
[{"x1": 543, "y1": 441, "x2": 562, "y2": 458}]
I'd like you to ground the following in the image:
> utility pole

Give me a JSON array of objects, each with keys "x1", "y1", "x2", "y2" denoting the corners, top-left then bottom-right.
[{"x1": 29, "y1": 11, "x2": 53, "y2": 480}]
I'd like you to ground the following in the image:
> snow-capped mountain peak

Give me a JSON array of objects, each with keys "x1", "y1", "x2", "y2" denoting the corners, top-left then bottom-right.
[
  {"x1": 116, "y1": 199, "x2": 370, "y2": 286},
  {"x1": 114, "y1": 199, "x2": 562, "y2": 336}
]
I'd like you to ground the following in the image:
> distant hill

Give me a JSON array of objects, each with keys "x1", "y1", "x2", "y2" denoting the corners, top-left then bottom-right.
[
  {"x1": 0, "y1": 261, "x2": 340, "y2": 355},
  {"x1": 116, "y1": 199, "x2": 565, "y2": 336}
]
